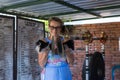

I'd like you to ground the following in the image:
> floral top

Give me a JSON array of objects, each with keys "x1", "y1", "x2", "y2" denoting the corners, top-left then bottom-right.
[{"x1": 46, "y1": 51, "x2": 67, "y2": 66}]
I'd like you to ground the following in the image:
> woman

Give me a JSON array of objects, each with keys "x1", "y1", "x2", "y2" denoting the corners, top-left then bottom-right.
[{"x1": 36, "y1": 17, "x2": 74, "y2": 80}]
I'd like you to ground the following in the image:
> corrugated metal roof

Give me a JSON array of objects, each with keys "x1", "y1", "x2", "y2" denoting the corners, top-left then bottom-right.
[
  {"x1": 0, "y1": 0, "x2": 120, "y2": 21},
  {"x1": 16, "y1": 2, "x2": 77, "y2": 15}
]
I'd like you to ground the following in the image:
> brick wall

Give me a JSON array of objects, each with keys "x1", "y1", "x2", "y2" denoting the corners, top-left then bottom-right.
[{"x1": 71, "y1": 22, "x2": 120, "y2": 80}]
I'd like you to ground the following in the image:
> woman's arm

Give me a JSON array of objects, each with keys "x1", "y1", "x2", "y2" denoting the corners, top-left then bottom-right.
[
  {"x1": 38, "y1": 50, "x2": 49, "y2": 68},
  {"x1": 65, "y1": 46, "x2": 74, "y2": 65},
  {"x1": 36, "y1": 45, "x2": 49, "y2": 68}
]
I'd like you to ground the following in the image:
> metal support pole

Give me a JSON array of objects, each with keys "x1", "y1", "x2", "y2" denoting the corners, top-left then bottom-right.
[
  {"x1": 101, "y1": 43, "x2": 105, "y2": 80},
  {"x1": 101, "y1": 43, "x2": 105, "y2": 58},
  {"x1": 85, "y1": 45, "x2": 89, "y2": 80}
]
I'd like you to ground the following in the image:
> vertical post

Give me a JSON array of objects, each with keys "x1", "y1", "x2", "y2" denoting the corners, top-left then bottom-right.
[
  {"x1": 13, "y1": 15, "x2": 17, "y2": 80},
  {"x1": 82, "y1": 30, "x2": 92, "y2": 80},
  {"x1": 101, "y1": 43, "x2": 105, "y2": 80},
  {"x1": 99, "y1": 31, "x2": 108, "y2": 80},
  {"x1": 85, "y1": 45, "x2": 89, "y2": 80},
  {"x1": 101, "y1": 43, "x2": 105, "y2": 58}
]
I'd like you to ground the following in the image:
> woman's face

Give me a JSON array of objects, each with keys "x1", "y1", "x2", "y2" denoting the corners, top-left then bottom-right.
[{"x1": 49, "y1": 20, "x2": 62, "y2": 38}]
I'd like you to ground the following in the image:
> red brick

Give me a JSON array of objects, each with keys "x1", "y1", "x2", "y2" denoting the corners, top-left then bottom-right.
[{"x1": 71, "y1": 22, "x2": 120, "y2": 80}]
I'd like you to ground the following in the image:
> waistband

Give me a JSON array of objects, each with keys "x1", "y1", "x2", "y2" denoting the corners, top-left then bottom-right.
[{"x1": 45, "y1": 62, "x2": 68, "y2": 68}]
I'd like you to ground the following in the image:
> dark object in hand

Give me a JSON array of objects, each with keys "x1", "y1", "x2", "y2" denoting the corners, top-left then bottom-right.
[
  {"x1": 63, "y1": 40, "x2": 74, "y2": 50},
  {"x1": 57, "y1": 39, "x2": 63, "y2": 54},
  {"x1": 36, "y1": 40, "x2": 49, "y2": 51}
]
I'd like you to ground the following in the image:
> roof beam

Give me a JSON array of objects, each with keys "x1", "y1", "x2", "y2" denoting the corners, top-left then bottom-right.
[
  {"x1": 43, "y1": 11, "x2": 80, "y2": 17},
  {"x1": 0, "y1": 10, "x2": 48, "y2": 20},
  {"x1": 0, "y1": 0, "x2": 51, "y2": 10},
  {"x1": 88, "y1": 5, "x2": 120, "y2": 11},
  {"x1": 43, "y1": 4, "x2": 120, "y2": 17},
  {"x1": 71, "y1": 15, "x2": 120, "y2": 21},
  {"x1": 52, "y1": 0, "x2": 102, "y2": 17}
]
